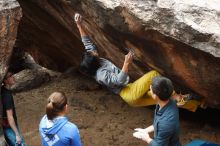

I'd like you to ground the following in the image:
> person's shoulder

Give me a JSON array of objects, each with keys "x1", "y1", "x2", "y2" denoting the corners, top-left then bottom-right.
[
  {"x1": 64, "y1": 122, "x2": 79, "y2": 131},
  {"x1": 1, "y1": 87, "x2": 13, "y2": 101},
  {"x1": 100, "y1": 58, "x2": 114, "y2": 65},
  {"x1": 61, "y1": 122, "x2": 80, "y2": 140},
  {"x1": 164, "y1": 100, "x2": 179, "y2": 117},
  {"x1": 169, "y1": 100, "x2": 178, "y2": 110},
  {"x1": 1, "y1": 86, "x2": 11, "y2": 94}
]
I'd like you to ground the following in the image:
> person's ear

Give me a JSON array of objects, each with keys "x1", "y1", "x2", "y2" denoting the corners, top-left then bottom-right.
[
  {"x1": 152, "y1": 92, "x2": 158, "y2": 100},
  {"x1": 152, "y1": 93, "x2": 156, "y2": 99},
  {"x1": 65, "y1": 104, "x2": 68, "y2": 112},
  {"x1": 150, "y1": 85, "x2": 154, "y2": 95}
]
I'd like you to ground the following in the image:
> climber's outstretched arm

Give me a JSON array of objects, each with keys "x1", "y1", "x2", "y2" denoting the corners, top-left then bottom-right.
[
  {"x1": 75, "y1": 13, "x2": 98, "y2": 55},
  {"x1": 75, "y1": 13, "x2": 87, "y2": 37}
]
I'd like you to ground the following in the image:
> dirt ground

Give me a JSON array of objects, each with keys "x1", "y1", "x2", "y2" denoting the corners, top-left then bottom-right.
[{"x1": 13, "y1": 72, "x2": 220, "y2": 146}]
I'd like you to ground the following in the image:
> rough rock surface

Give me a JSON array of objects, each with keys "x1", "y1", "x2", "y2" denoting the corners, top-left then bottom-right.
[
  {"x1": 0, "y1": 0, "x2": 21, "y2": 82},
  {"x1": 10, "y1": 69, "x2": 50, "y2": 92},
  {"x1": 13, "y1": 0, "x2": 220, "y2": 108},
  {"x1": 0, "y1": 0, "x2": 21, "y2": 144}
]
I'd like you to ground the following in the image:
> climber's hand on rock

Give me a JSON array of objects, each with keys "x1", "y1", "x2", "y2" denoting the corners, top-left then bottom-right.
[
  {"x1": 122, "y1": 51, "x2": 133, "y2": 73},
  {"x1": 74, "y1": 13, "x2": 82, "y2": 26},
  {"x1": 124, "y1": 51, "x2": 133, "y2": 65}
]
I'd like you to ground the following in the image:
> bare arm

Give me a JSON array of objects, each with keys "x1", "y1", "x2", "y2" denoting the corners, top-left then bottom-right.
[
  {"x1": 75, "y1": 13, "x2": 98, "y2": 56},
  {"x1": 7, "y1": 109, "x2": 21, "y2": 144},
  {"x1": 76, "y1": 24, "x2": 87, "y2": 37},
  {"x1": 122, "y1": 52, "x2": 133, "y2": 74},
  {"x1": 75, "y1": 13, "x2": 87, "y2": 37}
]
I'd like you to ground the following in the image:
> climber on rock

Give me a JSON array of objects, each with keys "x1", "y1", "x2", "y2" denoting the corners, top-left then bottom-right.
[{"x1": 74, "y1": 13, "x2": 202, "y2": 112}]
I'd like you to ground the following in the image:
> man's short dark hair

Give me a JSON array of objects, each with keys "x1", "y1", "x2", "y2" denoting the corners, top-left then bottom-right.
[
  {"x1": 151, "y1": 76, "x2": 174, "y2": 101},
  {"x1": 80, "y1": 52, "x2": 100, "y2": 76}
]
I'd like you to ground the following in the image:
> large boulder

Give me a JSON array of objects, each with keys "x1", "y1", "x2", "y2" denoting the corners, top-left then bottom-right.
[
  {"x1": 16, "y1": 0, "x2": 220, "y2": 108},
  {"x1": 10, "y1": 68, "x2": 50, "y2": 92},
  {"x1": 0, "y1": 0, "x2": 22, "y2": 144},
  {"x1": 0, "y1": 0, "x2": 21, "y2": 81},
  {"x1": 15, "y1": 0, "x2": 84, "y2": 71}
]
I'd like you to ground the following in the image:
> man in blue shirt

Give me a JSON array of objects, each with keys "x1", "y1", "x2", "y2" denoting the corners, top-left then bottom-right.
[{"x1": 133, "y1": 76, "x2": 181, "y2": 146}]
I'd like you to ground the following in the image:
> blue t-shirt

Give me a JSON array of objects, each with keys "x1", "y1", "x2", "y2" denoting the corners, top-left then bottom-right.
[
  {"x1": 150, "y1": 100, "x2": 181, "y2": 146},
  {"x1": 39, "y1": 115, "x2": 82, "y2": 146}
]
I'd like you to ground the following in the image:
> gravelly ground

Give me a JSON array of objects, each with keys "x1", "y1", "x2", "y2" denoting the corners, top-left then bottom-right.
[{"x1": 14, "y1": 73, "x2": 220, "y2": 146}]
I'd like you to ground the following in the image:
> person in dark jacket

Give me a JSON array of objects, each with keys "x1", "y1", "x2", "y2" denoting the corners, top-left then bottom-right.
[
  {"x1": 133, "y1": 76, "x2": 181, "y2": 146},
  {"x1": 39, "y1": 92, "x2": 82, "y2": 146}
]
